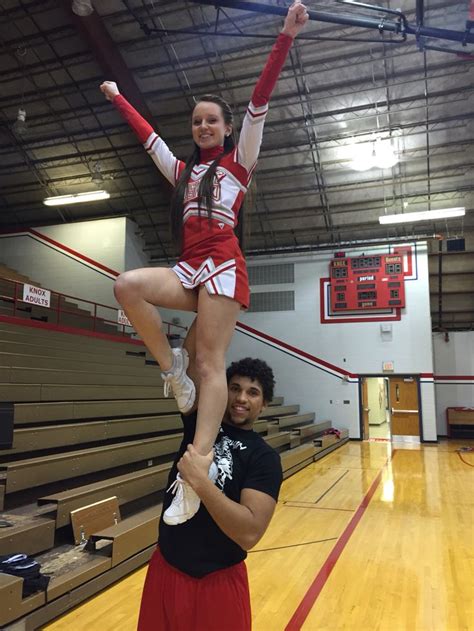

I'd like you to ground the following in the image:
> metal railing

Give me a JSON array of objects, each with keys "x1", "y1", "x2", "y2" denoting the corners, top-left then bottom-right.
[{"x1": 0, "y1": 275, "x2": 187, "y2": 340}]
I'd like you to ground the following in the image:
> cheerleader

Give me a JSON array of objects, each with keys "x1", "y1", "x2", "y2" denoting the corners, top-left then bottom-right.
[{"x1": 100, "y1": 0, "x2": 308, "y2": 526}]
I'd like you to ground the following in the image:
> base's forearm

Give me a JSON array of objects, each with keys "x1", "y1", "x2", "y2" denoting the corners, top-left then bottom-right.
[{"x1": 195, "y1": 479, "x2": 256, "y2": 550}]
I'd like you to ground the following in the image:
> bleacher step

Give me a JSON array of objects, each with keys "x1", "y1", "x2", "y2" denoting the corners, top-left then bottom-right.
[
  {"x1": 280, "y1": 443, "x2": 317, "y2": 477},
  {"x1": 292, "y1": 420, "x2": 332, "y2": 439},
  {"x1": 1, "y1": 433, "x2": 182, "y2": 493},
  {"x1": 260, "y1": 404, "x2": 299, "y2": 419},
  {"x1": 0, "y1": 339, "x2": 145, "y2": 365},
  {"x1": 0, "y1": 351, "x2": 161, "y2": 378},
  {"x1": 0, "y1": 365, "x2": 160, "y2": 387},
  {"x1": 282, "y1": 433, "x2": 350, "y2": 479},
  {"x1": 0, "y1": 514, "x2": 55, "y2": 556},
  {"x1": 13, "y1": 399, "x2": 178, "y2": 425},
  {"x1": 1, "y1": 414, "x2": 182, "y2": 456},
  {"x1": 0, "y1": 383, "x2": 166, "y2": 403},
  {"x1": 44, "y1": 551, "x2": 112, "y2": 603},
  {"x1": 273, "y1": 412, "x2": 315, "y2": 430},
  {"x1": 253, "y1": 420, "x2": 268, "y2": 434},
  {"x1": 89, "y1": 504, "x2": 162, "y2": 567},
  {"x1": 0, "y1": 573, "x2": 45, "y2": 627},
  {"x1": 0, "y1": 325, "x2": 138, "y2": 354},
  {"x1": 263, "y1": 431, "x2": 291, "y2": 450},
  {"x1": 39, "y1": 463, "x2": 172, "y2": 528},
  {"x1": 267, "y1": 396, "x2": 284, "y2": 406},
  {"x1": 314, "y1": 429, "x2": 349, "y2": 450}
]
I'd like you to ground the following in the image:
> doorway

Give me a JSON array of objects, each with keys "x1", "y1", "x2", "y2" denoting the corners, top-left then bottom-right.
[
  {"x1": 362, "y1": 377, "x2": 391, "y2": 440},
  {"x1": 361, "y1": 376, "x2": 421, "y2": 441}
]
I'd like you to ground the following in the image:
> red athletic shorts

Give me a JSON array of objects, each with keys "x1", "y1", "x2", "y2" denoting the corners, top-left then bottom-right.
[{"x1": 137, "y1": 548, "x2": 252, "y2": 631}]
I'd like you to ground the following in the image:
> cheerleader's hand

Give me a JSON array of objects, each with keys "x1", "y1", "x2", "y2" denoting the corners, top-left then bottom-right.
[
  {"x1": 281, "y1": 0, "x2": 309, "y2": 39},
  {"x1": 100, "y1": 81, "x2": 120, "y2": 101}
]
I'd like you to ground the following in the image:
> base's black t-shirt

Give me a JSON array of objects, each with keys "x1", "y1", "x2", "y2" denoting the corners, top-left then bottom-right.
[{"x1": 158, "y1": 412, "x2": 283, "y2": 577}]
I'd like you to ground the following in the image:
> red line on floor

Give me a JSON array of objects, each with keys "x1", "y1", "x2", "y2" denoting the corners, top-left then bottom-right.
[
  {"x1": 457, "y1": 452, "x2": 474, "y2": 467},
  {"x1": 284, "y1": 450, "x2": 397, "y2": 631}
]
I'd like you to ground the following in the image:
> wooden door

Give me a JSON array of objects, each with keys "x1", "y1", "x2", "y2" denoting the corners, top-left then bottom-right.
[
  {"x1": 361, "y1": 378, "x2": 370, "y2": 439},
  {"x1": 389, "y1": 377, "x2": 420, "y2": 437}
]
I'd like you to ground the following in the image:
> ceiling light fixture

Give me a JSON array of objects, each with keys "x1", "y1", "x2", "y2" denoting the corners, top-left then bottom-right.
[
  {"x1": 13, "y1": 108, "x2": 28, "y2": 135},
  {"x1": 13, "y1": 46, "x2": 29, "y2": 136},
  {"x1": 373, "y1": 139, "x2": 398, "y2": 169},
  {"x1": 348, "y1": 141, "x2": 375, "y2": 172},
  {"x1": 71, "y1": 0, "x2": 94, "y2": 16},
  {"x1": 349, "y1": 138, "x2": 398, "y2": 171},
  {"x1": 91, "y1": 161, "x2": 104, "y2": 185},
  {"x1": 43, "y1": 190, "x2": 110, "y2": 206},
  {"x1": 379, "y1": 207, "x2": 466, "y2": 225}
]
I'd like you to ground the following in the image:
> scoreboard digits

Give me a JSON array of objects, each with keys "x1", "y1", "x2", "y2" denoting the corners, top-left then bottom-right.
[
  {"x1": 330, "y1": 254, "x2": 405, "y2": 311},
  {"x1": 351, "y1": 256, "x2": 380, "y2": 269}
]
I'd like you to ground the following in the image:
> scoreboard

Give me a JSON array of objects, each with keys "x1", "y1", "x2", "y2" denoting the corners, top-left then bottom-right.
[{"x1": 330, "y1": 254, "x2": 405, "y2": 311}]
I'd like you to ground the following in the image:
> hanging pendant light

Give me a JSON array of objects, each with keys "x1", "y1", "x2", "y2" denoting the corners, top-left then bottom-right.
[
  {"x1": 348, "y1": 136, "x2": 398, "y2": 171},
  {"x1": 13, "y1": 108, "x2": 28, "y2": 135},
  {"x1": 373, "y1": 138, "x2": 398, "y2": 170},
  {"x1": 72, "y1": 0, "x2": 94, "y2": 16}
]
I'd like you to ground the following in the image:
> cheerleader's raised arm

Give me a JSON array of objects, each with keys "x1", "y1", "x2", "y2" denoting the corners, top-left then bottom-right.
[
  {"x1": 236, "y1": 33, "x2": 292, "y2": 177},
  {"x1": 236, "y1": 0, "x2": 309, "y2": 175},
  {"x1": 100, "y1": 81, "x2": 184, "y2": 186}
]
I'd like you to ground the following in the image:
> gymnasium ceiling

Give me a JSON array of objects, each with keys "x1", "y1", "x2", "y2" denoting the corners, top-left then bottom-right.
[{"x1": 0, "y1": 0, "x2": 473, "y2": 329}]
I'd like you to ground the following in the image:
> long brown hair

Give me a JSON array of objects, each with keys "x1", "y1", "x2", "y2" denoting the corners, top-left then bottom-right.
[{"x1": 170, "y1": 94, "x2": 248, "y2": 252}]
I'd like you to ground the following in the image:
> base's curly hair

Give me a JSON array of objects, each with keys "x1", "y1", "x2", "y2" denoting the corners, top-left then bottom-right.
[{"x1": 226, "y1": 357, "x2": 275, "y2": 403}]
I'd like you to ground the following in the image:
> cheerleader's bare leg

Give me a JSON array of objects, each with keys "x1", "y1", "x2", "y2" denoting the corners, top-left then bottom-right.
[
  {"x1": 162, "y1": 288, "x2": 240, "y2": 525},
  {"x1": 193, "y1": 287, "x2": 241, "y2": 455},
  {"x1": 113, "y1": 267, "x2": 197, "y2": 371}
]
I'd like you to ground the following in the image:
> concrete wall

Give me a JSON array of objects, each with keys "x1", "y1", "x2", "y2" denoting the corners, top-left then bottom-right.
[{"x1": 125, "y1": 220, "x2": 150, "y2": 271}]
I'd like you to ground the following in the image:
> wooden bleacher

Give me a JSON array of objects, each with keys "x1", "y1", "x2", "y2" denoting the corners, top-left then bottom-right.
[{"x1": 0, "y1": 318, "x2": 348, "y2": 628}]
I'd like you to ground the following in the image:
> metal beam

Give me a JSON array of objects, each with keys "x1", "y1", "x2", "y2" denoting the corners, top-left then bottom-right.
[
  {"x1": 58, "y1": 1, "x2": 155, "y2": 121},
  {"x1": 188, "y1": 0, "x2": 403, "y2": 33},
  {"x1": 187, "y1": 0, "x2": 474, "y2": 46},
  {"x1": 416, "y1": 0, "x2": 424, "y2": 26}
]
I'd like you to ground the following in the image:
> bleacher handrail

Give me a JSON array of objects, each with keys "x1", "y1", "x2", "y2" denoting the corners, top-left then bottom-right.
[{"x1": 0, "y1": 274, "x2": 188, "y2": 338}]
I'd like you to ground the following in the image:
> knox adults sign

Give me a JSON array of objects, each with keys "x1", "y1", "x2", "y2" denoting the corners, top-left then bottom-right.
[{"x1": 22, "y1": 284, "x2": 51, "y2": 308}]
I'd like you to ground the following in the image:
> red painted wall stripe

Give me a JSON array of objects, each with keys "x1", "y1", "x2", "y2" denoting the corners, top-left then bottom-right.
[
  {"x1": 237, "y1": 321, "x2": 357, "y2": 379},
  {"x1": 238, "y1": 324, "x2": 474, "y2": 382},
  {"x1": 29, "y1": 229, "x2": 119, "y2": 277},
  {"x1": 285, "y1": 451, "x2": 397, "y2": 631},
  {"x1": 431, "y1": 375, "x2": 474, "y2": 381},
  {"x1": 1, "y1": 228, "x2": 120, "y2": 277}
]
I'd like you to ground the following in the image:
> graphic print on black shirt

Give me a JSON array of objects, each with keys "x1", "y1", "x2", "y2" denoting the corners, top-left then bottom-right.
[
  {"x1": 214, "y1": 429, "x2": 247, "y2": 490},
  {"x1": 158, "y1": 412, "x2": 283, "y2": 578}
]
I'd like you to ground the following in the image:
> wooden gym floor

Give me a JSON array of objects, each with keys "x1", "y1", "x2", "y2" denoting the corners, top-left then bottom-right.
[{"x1": 43, "y1": 440, "x2": 473, "y2": 631}]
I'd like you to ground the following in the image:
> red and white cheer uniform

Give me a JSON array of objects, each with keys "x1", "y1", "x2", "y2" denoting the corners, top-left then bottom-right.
[{"x1": 113, "y1": 33, "x2": 293, "y2": 309}]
